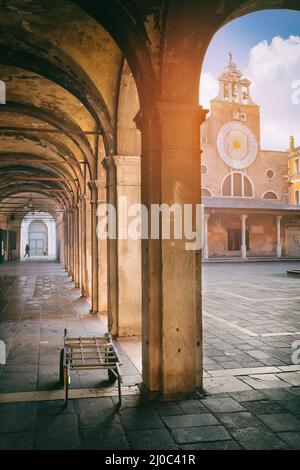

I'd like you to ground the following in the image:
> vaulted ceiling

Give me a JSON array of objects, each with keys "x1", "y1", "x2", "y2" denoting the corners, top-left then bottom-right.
[
  {"x1": 0, "y1": 0, "x2": 123, "y2": 224},
  {"x1": 1, "y1": 0, "x2": 300, "y2": 225}
]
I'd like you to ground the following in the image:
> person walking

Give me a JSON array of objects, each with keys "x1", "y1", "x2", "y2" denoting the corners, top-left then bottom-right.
[{"x1": 24, "y1": 243, "x2": 30, "y2": 258}]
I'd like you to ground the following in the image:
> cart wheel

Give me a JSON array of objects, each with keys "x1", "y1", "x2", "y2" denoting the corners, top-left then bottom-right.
[
  {"x1": 108, "y1": 368, "x2": 118, "y2": 383},
  {"x1": 59, "y1": 349, "x2": 65, "y2": 386}
]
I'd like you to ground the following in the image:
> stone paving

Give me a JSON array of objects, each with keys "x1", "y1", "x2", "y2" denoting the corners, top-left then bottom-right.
[
  {"x1": 0, "y1": 260, "x2": 300, "y2": 450},
  {"x1": 0, "y1": 261, "x2": 140, "y2": 393},
  {"x1": 203, "y1": 262, "x2": 300, "y2": 394}
]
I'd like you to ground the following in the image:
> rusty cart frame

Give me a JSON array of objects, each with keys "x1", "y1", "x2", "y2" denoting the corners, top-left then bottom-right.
[{"x1": 59, "y1": 329, "x2": 122, "y2": 406}]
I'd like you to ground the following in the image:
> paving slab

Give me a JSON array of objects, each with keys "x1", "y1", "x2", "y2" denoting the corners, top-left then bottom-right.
[
  {"x1": 277, "y1": 432, "x2": 300, "y2": 449},
  {"x1": 80, "y1": 424, "x2": 129, "y2": 450},
  {"x1": 177, "y1": 400, "x2": 208, "y2": 415},
  {"x1": 258, "y1": 413, "x2": 300, "y2": 432},
  {"x1": 230, "y1": 426, "x2": 289, "y2": 450},
  {"x1": 163, "y1": 413, "x2": 219, "y2": 429},
  {"x1": 201, "y1": 397, "x2": 246, "y2": 414},
  {"x1": 276, "y1": 372, "x2": 300, "y2": 386},
  {"x1": 127, "y1": 429, "x2": 178, "y2": 450},
  {"x1": 216, "y1": 411, "x2": 263, "y2": 430},
  {"x1": 181, "y1": 440, "x2": 241, "y2": 450}
]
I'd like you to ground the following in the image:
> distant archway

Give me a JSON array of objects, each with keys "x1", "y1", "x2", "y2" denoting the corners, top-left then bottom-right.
[
  {"x1": 28, "y1": 220, "x2": 48, "y2": 256},
  {"x1": 20, "y1": 212, "x2": 57, "y2": 260}
]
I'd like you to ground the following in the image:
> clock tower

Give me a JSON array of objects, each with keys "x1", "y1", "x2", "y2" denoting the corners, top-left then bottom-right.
[
  {"x1": 201, "y1": 54, "x2": 296, "y2": 260},
  {"x1": 209, "y1": 53, "x2": 261, "y2": 171}
]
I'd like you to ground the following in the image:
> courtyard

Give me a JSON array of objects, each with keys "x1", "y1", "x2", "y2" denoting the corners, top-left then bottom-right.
[{"x1": 0, "y1": 260, "x2": 300, "y2": 450}]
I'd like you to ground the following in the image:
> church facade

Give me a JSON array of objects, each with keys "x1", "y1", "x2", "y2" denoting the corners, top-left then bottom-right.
[{"x1": 201, "y1": 56, "x2": 300, "y2": 259}]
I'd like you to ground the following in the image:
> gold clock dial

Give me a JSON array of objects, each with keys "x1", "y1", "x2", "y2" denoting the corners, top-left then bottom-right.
[
  {"x1": 224, "y1": 129, "x2": 248, "y2": 160},
  {"x1": 217, "y1": 122, "x2": 258, "y2": 170}
]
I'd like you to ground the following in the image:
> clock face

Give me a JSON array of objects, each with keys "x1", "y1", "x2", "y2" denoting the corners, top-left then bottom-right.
[{"x1": 217, "y1": 121, "x2": 258, "y2": 169}]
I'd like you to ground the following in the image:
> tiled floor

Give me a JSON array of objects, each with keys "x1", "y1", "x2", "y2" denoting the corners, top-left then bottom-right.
[
  {"x1": 0, "y1": 260, "x2": 300, "y2": 450},
  {"x1": 203, "y1": 262, "x2": 300, "y2": 370},
  {"x1": 0, "y1": 261, "x2": 140, "y2": 394}
]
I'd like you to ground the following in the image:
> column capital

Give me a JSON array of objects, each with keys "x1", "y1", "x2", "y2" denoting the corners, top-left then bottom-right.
[
  {"x1": 102, "y1": 156, "x2": 115, "y2": 172},
  {"x1": 276, "y1": 215, "x2": 282, "y2": 222},
  {"x1": 102, "y1": 155, "x2": 141, "y2": 170},
  {"x1": 113, "y1": 155, "x2": 141, "y2": 167},
  {"x1": 88, "y1": 180, "x2": 98, "y2": 191},
  {"x1": 134, "y1": 103, "x2": 208, "y2": 131},
  {"x1": 240, "y1": 214, "x2": 248, "y2": 222}
]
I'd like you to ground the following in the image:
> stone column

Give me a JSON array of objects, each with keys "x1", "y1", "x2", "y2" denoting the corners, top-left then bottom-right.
[
  {"x1": 276, "y1": 216, "x2": 282, "y2": 258},
  {"x1": 204, "y1": 214, "x2": 210, "y2": 260},
  {"x1": 6, "y1": 224, "x2": 9, "y2": 261},
  {"x1": 103, "y1": 155, "x2": 142, "y2": 337},
  {"x1": 89, "y1": 181, "x2": 99, "y2": 314},
  {"x1": 74, "y1": 204, "x2": 80, "y2": 288},
  {"x1": 103, "y1": 157, "x2": 118, "y2": 336},
  {"x1": 69, "y1": 209, "x2": 74, "y2": 279},
  {"x1": 66, "y1": 211, "x2": 71, "y2": 274},
  {"x1": 240, "y1": 214, "x2": 248, "y2": 260},
  {"x1": 135, "y1": 102, "x2": 207, "y2": 398},
  {"x1": 64, "y1": 214, "x2": 68, "y2": 271},
  {"x1": 97, "y1": 178, "x2": 108, "y2": 313},
  {"x1": 79, "y1": 195, "x2": 87, "y2": 296}
]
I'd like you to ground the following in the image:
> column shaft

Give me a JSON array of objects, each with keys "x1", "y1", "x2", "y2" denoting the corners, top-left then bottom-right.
[
  {"x1": 276, "y1": 216, "x2": 282, "y2": 258},
  {"x1": 90, "y1": 182, "x2": 99, "y2": 314},
  {"x1": 136, "y1": 102, "x2": 207, "y2": 397},
  {"x1": 104, "y1": 158, "x2": 118, "y2": 335},
  {"x1": 103, "y1": 156, "x2": 142, "y2": 337},
  {"x1": 204, "y1": 214, "x2": 210, "y2": 260},
  {"x1": 241, "y1": 215, "x2": 248, "y2": 260},
  {"x1": 80, "y1": 196, "x2": 87, "y2": 296}
]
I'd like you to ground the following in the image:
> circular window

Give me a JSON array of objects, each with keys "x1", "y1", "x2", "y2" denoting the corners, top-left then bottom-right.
[
  {"x1": 201, "y1": 164, "x2": 208, "y2": 175},
  {"x1": 266, "y1": 169, "x2": 275, "y2": 180}
]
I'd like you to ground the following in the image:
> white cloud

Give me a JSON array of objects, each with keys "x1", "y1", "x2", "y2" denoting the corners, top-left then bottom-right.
[
  {"x1": 200, "y1": 35, "x2": 300, "y2": 150},
  {"x1": 247, "y1": 35, "x2": 300, "y2": 80},
  {"x1": 200, "y1": 72, "x2": 219, "y2": 110},
  {"x1": 247, "y1": 35, "x2": 300, "y2": 150}
]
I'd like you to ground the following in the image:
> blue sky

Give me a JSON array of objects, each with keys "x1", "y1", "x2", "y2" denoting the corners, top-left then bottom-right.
[{"x1": 200, "y1": 10, "x2": 300, "y2": 150}]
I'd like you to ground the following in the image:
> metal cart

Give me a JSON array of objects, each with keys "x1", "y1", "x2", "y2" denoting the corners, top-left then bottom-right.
[{"x1": 59, "y1": 329, "x2": 122, "y2": 406}]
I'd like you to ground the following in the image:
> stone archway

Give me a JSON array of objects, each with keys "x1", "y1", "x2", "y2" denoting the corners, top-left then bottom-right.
[
  {"x1": 20, "y1": 213, "x2": 57, "y2": 260},
  {"x1": 28, "y1": 220, "x2": 48, "y2": 257}
]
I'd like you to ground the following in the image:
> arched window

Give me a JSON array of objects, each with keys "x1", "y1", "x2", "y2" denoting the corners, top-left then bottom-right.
[
  {"x1": 201, "y1": 188, "x2": 212, "y2": 197},
  {"x1": 263, "y1": 191, "x2": 279, "y2": 200},
  {"x1": 222, "y1": 172, "x2": 253, "y2": 197}
]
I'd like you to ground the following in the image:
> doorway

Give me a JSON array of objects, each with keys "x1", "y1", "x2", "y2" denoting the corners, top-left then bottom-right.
[
  {"x1": 227, "y1": 228, "x2": 249, "y2": 252},
  {"x1": 28, "y1": 221, "x2": 48, "y2": 257}
]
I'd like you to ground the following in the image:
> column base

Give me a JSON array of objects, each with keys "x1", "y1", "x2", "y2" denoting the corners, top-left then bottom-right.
[
  {"x1": 276, "y1": 245, "x2": 282, "y2": 258},
  {"x1": 241, "y1": 245, "x2": 247, "y2": 260},
  {"x1": 89, "y1": 309, "x2": 99, "y2": 315},
  {"x1": 139, "y1": 383, "x2": 203, "y2": 402}
]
